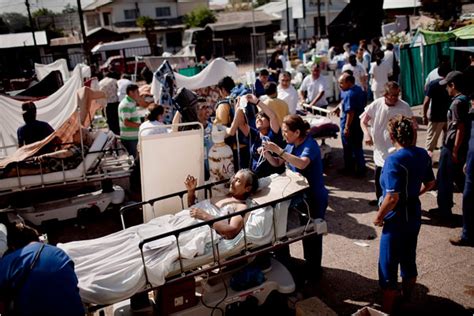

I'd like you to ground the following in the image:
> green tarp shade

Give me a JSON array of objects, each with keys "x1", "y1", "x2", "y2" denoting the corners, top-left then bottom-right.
[
  {"x1": 400, "y1": 39, "x2": 474, "y2": 106},
  {"x1": 419, "y1": 25, "x2": 474, "y2": 45},
  {"x1": 400, "y1": 46, "x2": 424, "y2": 106}
]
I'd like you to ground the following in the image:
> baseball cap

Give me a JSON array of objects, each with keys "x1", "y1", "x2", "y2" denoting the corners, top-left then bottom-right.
[
  {"x1": 439, "y1": 70, "x2": 463, "y2": 86},
  {"x1": 21, "y1": 102, "x2": 36, "y2": 114}
]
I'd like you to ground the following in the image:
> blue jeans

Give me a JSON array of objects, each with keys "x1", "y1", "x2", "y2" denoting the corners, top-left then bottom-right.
[
  {"x1": 462, "y1": 148, "x2": 474, "y2": 241},
  {"x1": 436, "y1": 146, "x2": 465, "y2": 215},
  {"x1": 122, "y1": 139, "x2": 138, "y2": 159},
  {"x1": 341, "y1": 131, "x2": 366, "y2": 174}
]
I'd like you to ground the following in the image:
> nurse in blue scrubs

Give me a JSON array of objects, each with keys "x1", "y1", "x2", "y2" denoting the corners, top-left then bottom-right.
[
  {"x1": 263, "y1": 114, "x2": 328, "y2": 280},
  {"x1": 373, "y1": 115, "x2": 436, "y2": 313}
]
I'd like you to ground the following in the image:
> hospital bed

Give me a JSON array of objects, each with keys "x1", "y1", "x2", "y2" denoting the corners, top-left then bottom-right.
[
  {"x1": 301, "y1": 111, "x2": 339, "y2": 160},
  {"x1": 57, "y1": 170, "x2": 328, "y2": 315},
  {"x1": 0, "y1": 131, "x2": 133, "y2": 194}
]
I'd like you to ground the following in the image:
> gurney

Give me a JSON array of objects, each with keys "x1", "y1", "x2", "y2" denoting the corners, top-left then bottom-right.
[
  {"x1": 57, "y1": 170, "x2": 328, "y2": 314},
  {"x1": 0, "y1": 130, "x2": 133, "y2": 194},
  {"x1": 302, "y1": 112, "x2": 339, "y2": 160}
]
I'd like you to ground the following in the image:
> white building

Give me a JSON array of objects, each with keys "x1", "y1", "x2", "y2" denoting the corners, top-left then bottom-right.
[
  {"x1": 256, "y1": 0, "x2": 348, "y2": 39},
  {"x1": 83, "y1": 0, "x2": 208, "y2": 52}
]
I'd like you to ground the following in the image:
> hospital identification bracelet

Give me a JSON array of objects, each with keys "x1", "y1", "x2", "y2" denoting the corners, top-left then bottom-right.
[{"x1": 279, "y1": 149, "x2": 286, "y2": 158}]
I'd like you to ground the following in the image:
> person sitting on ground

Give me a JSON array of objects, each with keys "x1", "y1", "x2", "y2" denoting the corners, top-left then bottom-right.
[
  {"x1": 186, "y1": 169, "x2": 259, "y2": 239},
  {"x1": 254, "y1": 69, "x2": 270, "y2": 98},
  {"x1": 17, "y1": 102, "x2": 54, "y2": 149},
  {"x1": 373, "y1": 115, "x2": 435, "y2": 314},
  {"x1": 0, "y1": 223, "x2": 84, "y2": 316},
  {"x1": 139, "y1": 104, "x2": 167, "y2": 137}
]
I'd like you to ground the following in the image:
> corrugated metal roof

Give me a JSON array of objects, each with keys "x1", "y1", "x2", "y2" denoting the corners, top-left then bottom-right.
[
  {"x1": 0, "y1": 31, "x2": 47, "y2": 49},
  {"x1": 383, "y1": 0, "x2": 421, "y2": 10},
  {"x1": 207, "y1": 10, "x2": 278, "y2": 32}
]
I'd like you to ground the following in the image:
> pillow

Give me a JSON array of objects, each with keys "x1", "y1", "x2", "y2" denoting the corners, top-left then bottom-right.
[{"x1": 257, "y1": 175, "x2": 273, "y2": 192}]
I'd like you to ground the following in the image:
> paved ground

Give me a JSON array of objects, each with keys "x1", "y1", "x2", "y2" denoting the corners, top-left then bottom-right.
[
  {"x1": 288, "y1": 106, "x2": 474, "y2": 315},
  {"x1": 41, "y1": 106, "x2": 473, "y2": 315}
]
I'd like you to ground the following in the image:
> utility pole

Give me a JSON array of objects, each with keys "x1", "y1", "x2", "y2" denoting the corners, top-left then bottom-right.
[
  {"x1": 285, "y1": 0, "x2": 290, "y2": 60},
  {"x1": 25, "y1": 0, "x2": 37, "y2": 48},
  {"x1": 76, "y1": 0, "x2": 88, "y2": 63},
  {"x1": 317, "y1": 0, "x2": 321, "y2": 38}
]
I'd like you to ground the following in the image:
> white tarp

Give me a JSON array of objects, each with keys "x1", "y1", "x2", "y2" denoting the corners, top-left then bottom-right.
[
  {"x1": 174, "y1": 58, "x2": 239, "y2": 90},
  {"x1": 0, "y1": 66, "x2": 83, "y2": 156},
  {"x1": 35, "y1": 59, "x2": 70, "y2": 81},
  {"x1": 151, "y1": 58, "x2": 239, "y2": 105}
]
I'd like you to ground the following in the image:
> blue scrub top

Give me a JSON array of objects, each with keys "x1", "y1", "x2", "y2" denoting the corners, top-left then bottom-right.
[
  {"x1": 285, "y1": 136, "x2": 328, "y2": 218},
  {"x1": 340, "y1": 84, "x2": 366, "y2": 131},
  {"x1": 0, "y1": 242, "x2": 84, "y2": 316},
  {"x1": 380, "y1": 146, "x2": 434, "y2": 222},
  {"x1": 250, "y1": 127, "x2": 285, "y2": 177}
]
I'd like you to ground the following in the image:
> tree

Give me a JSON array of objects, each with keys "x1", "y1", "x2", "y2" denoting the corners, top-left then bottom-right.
[
  {"x1": 32, "y1": 8, "x2": 56, "y2": 19},
  {"x1": 183, "y1": 6, "x2": 216, "y2": 28},
  {"x1": 136, "y1": 16, "x2": 157, "y2": 55},
  {"x1": 62, "y1": 4, "x2": 77, "y2": 14},
  {"x1": 255, "y1": 0, "x2": 271, "y2": 7},
  {"x1": 0, "y1": 13, "x2": 29, "y2": 32}
]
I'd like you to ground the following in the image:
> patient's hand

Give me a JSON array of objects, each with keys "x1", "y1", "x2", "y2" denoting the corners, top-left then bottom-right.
[
  {"x1": 190, "y1": 207, "x2": 212, "y2": 221},
  {"x1": 184, "y1": 175, "x2": 197, "y2": 191}
]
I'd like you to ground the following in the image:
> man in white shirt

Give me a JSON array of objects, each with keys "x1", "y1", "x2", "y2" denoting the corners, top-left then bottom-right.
[
  {"x1": 99, "y1": 72, "x2": 120, "y2": 135},
  {"x1": 299, "y1": 63, "x2": 328, "y2": 110},
  {"x1": 360, "y1": 81, "x2": 414, "y2": 204},
  {"x1": 277, "y1": 71, "x2": 299, "y2": 114},
  {"x1": 117, "y1": 73, "x2": 133, "y2": 102},
  {"x1": 424, "y1": 55, "x2": 451, "y2": 91}
]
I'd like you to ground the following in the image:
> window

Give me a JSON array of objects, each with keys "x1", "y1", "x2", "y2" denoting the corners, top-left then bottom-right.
[
  {"x1": 86, "y1": 14, "x2": 100, "y2": 29},
  {"x1": 103, "y1": 12, "x2": 111, "y2": 26},
  {"x1": 124, "y1": 9, "x2": 138, "y2": 20},
  {"x1": 156, "y1": 7, "x2": 171, "y2": 18}
]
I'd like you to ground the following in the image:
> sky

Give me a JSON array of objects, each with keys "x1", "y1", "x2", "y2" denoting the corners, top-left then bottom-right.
[
  {"x1": 0, "y1": 0, "x2": 94, "y2": 15},
  {"x1": 0, "y1": 0, "x2": 229, "y2": 15}
]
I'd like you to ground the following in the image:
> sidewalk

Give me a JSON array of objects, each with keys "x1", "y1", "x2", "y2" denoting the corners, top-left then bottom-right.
[{"x1": 289, "y1": 112, "x2": 474, "y2": 315}]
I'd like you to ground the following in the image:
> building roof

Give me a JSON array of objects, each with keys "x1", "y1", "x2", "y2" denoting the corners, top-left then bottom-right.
[
  {"x1": 207, "y1": 10, "x2": 278, "y2": 32},
  {"x1": 83, "y1": 0, "x2": 114, "y2": 11},
  {"x1": 50, "y1": 35, "x2": 83, "y2": 46},
  {"x1": 0, "y1": 31, "x2": 48, "y2": 49},
  {"x1": 383, "y1": 0, "x2": 421, "y2": 10}
]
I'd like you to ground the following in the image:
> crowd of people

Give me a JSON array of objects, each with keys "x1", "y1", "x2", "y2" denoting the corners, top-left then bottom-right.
[{"x1": 0, "y1": 38, "x2": 473, "y2": 315}]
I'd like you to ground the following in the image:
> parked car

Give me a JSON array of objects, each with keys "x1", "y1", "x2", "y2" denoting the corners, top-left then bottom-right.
[
  {"x1": 459, "y1": 13, "x2": 474, "y2": 21},
  {"x1": 99, "y1": 56, "x2": 146, "y2": 75},
  {"x1": 273, "y1": 30, "x2": 296, "y2": 43}
]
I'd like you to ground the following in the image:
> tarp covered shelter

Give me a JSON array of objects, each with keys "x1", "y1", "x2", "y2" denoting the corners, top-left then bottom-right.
[{"x1": 399, "y1": 25, "x2": 474, "y2": 106}]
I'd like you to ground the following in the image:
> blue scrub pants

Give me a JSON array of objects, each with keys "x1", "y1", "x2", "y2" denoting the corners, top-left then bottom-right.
[
  {"x1": 341, "y1": 130, "x2": 366, "y2": 174},
  {"x1": 378, "y1": 214, "x2": 421, "y2": 289},
  {"x1": 462, "y1": 147, "x2": 474, "y2": 241},
  {"x1": 437, "y1": 146, "x2": 465, "y2": 215}
]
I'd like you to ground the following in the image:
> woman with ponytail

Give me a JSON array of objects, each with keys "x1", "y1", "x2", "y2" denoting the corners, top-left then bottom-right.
[
  {"x1": 262, "y1": 114, "x2": 328, "y2": 280},
  {"x1": 373, "y1": 115, "x2": 435, "y2": 313}
]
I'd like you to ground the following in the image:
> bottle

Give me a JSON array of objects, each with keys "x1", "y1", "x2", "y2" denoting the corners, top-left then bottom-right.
[{"x1": 208, "y1": 124, "x2": 234, "y2": 196}]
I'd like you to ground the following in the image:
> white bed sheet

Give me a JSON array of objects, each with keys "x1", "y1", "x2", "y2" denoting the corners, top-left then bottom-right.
[
  {"x1": 58, "y1": 199, "x2": 274, "y2": 305},
  {"x1": 58, "y1": 171, "x2": 309, "y2": 305}
]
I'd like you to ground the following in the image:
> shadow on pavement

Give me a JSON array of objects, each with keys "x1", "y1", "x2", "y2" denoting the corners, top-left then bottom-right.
[
  {"x1": 293, "y1": 267, "x2": 471, "y2": 316},
  {"x1": 421, "y1": 210, "x2": 463, "y2": 228}
]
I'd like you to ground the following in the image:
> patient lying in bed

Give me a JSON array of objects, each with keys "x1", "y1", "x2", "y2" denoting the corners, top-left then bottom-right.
[
  {"x1": 58, "y1": 169, "x2": 268, "y2": 305},
  {"x1": 1, "y1": 128, "x2": 94, "y2": 178}
]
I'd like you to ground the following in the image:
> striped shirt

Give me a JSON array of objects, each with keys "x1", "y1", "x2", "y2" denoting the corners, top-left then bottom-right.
[{"x1": 118, "y1": 95, "x2": 141, "y2": 140}]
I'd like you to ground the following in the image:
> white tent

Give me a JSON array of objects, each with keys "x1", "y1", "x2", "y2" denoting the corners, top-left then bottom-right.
[
  {"x1": 0, "y1": 66, "x2": 83, "y2": 156},
  {"x1": 91, "y1": 38, "x2": 151, "y2": 57}
]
